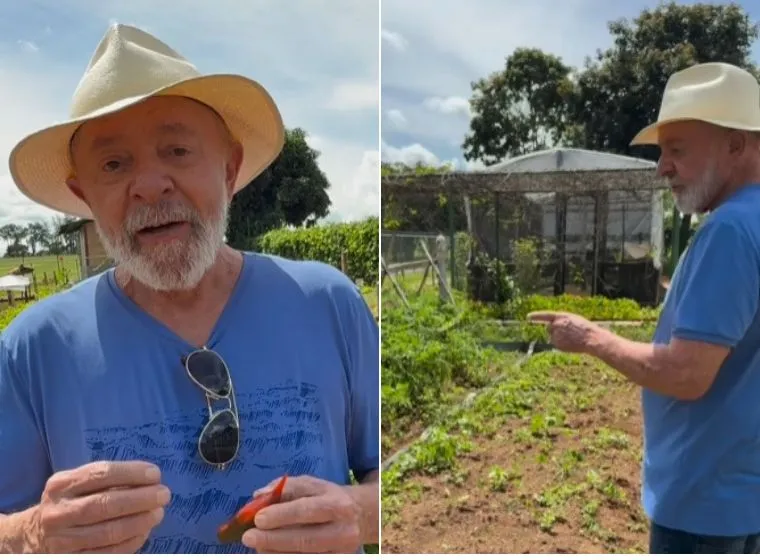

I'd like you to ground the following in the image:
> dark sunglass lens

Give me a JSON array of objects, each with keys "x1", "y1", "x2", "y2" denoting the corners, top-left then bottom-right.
[
  {"x1": 199, "y1": 410, "x2": 239, "y2": 465},
  {"x1": 186, "y1": 350, "x2": 230, "y2": 397}
]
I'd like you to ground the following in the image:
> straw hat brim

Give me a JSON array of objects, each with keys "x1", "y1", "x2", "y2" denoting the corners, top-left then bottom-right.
[
  {"x1": 8, "y1": 73, "x2": 285, "y2": 219},
  {"x1": 630, "y1": 117, "x2": 760, "y2": 146}
]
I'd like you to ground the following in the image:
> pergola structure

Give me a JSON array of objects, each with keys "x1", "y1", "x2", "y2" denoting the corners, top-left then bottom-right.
[{"x1": 382, "y1": 148, "x2": 673, "y2": 303}]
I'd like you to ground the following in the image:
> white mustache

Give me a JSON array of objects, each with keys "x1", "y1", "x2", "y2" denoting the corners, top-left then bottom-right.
[{"x1": 124, "y1": 201, "x2": 198, "y2": 234}]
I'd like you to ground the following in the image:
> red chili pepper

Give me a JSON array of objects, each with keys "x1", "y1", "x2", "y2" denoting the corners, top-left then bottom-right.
[{"x1": 217, "y1": 475, "x2": 288, "y2": 544}]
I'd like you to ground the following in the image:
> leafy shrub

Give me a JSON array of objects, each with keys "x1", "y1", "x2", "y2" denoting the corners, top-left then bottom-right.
[
  {"x1": 381, "y1": 294, "x2": 492, "y2": 439},
  {"x1": 466, "y1": 252, "x2": 518, "y2": 304},
  {"x1": 503, "y1": 293, "x2": 661, "y2": 321},
  {"x1": 511, "y1": 238, "x2": 542, "y2": 293},
  {"x1": 255, "y1": 217, "x2": 378, "y2": 285}
]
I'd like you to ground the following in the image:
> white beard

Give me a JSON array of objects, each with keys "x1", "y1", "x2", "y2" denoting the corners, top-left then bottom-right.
[
  {"x1": 95, "y1": 196, "x2": 229, "y2": 292},
  {"x1": 671, "y1": 158, "x2": 720, "y2": 215}
]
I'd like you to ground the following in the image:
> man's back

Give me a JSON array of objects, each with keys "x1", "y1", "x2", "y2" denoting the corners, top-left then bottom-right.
[
  {"x1": 0, "y1": 252, "x2": 378, "y2": 553},
  {"x1": 643, "y1": 184, "x2": 760, "y2": 536}
]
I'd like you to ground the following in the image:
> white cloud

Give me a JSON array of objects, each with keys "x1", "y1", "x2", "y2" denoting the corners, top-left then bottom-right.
[
  {"x1": 17, "y1": 40, "x2": 39, "y2": 53},
  {"x1": 381, "y1": 140, "x2": 488, "y2": 172},
  {"x1": 309, "y1": 135, "x2": 378, "y2": 221},
  {"x1": 326, "y1": 81, "x2": 379, "y2": 111},
  {"x1": 423, "y1": 96, "x2": 470, "y2": 118},
  {"x1": 381, "y1": 141, "x2": 441, "y2": 167},
  {"x1": 385, "y1": 109, "x2": 407, "y2": 129},
  {"x1": 0, "y1": 57, "x2": 69, "y2": 228},
  {"x1": 381, "y1": 28, "x2": 407, "y2": 52}
]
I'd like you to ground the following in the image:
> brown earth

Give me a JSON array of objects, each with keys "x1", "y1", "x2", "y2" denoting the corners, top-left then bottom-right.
[{"x1": 382, "y1": 355, "x2": 649, "y2": 554}]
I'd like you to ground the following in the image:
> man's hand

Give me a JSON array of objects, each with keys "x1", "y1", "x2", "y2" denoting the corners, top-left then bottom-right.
[
  {"x1": 26, "y1": 460, "x2": 170, "y2": 553},
  {"x1": 241, "y1": 475, "x2": 362, "y2": 553},
  {"x1": 527, "y1": 311, "x2": 605, "y2": 354}
]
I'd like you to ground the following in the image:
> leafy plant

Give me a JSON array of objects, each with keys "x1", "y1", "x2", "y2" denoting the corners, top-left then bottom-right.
[
  {"x1": 511, "y1": 238, "x2": 542, "y2": 293},
  {"x1": 255, "y1": 217, "x2": 378, "y2": 285},
  {"x1": 466, "y1": 252, "x2": 518, "y2": 304},
  {"x1": 503, "y1": 294, "x2": 660, "y2": 321}
]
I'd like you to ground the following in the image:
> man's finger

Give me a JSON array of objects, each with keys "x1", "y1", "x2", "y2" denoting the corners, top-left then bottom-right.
[
  {"x1": 58, "y1": 507, "x2": 164, "y2": 551},
  {"x1": 242, "y1": 524, "x2": 347, "y2": 553},
  {"x1": 48, "y1": 462, "x2": 162, "y2": 498},
  {"x1": 65, "y1": 485, "x2": 171, "y2": 527},
  {"x1": 253, "y1": 475, "x2": 326, "y2": 502},
  {"x1": 254, "y1": 496, "x2": 335, "y2": 530},
  {"x1": 526, "y1": 311, "x2": 559, "y2": 324}
]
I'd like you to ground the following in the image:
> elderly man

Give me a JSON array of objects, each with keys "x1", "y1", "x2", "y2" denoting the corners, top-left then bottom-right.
[
  {"x1": 0, "y1": 24, "x2": 379, "y2": 554},
  {"x1": 529, "y1": 62, "x2": 760, "y2": 554}
]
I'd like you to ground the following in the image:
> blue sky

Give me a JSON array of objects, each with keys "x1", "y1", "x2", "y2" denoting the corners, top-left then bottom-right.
[
  {"x1": 381, "y1": 0, "x2": 760, "y2": 170},
  {"x1": 0, "y1": 0, "x2": 379, "y2": 231}
]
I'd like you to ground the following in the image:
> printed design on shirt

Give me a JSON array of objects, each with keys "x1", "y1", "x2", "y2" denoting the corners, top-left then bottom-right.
[{"x1": 84, "y1": 381, "x2": 324, "y2": 554}]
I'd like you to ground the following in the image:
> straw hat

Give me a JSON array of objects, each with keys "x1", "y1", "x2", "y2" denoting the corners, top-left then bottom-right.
[
  {"x1": 630, "y1": 62, "x2": 760, "y2": 146},
  {"x1": 8, "y1": 23, "x2": 285, "y2": 219}
]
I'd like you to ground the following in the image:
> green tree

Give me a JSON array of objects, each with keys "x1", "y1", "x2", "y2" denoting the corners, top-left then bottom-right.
[
  {"x1": 51, "y1": 215, "x2": 81, "y2": 254},
  {"x1": 462, "y1": 47, "x2": 578, "y2": 165},
  {"x1": 0, "y1": 224, "x2": 26, "y2": 247},
  {"x1": 226, "y1": 128, "x2": 331, "y2": 247},
  {"x1": 573, "y1": 2, "x2": 759, "y2": 158},
  {"x1": 4, "y1": 242, "x2": 28, "y2": 258},
  {"x1": 25, "y1": 221, "x2": 51, "y2": 255}
]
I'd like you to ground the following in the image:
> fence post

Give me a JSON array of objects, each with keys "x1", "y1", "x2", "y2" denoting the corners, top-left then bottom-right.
[
  {"x1": 435, "y1": 234, "x2": 449, "y2": 302},
  {"x1": 340, "y1": 250, "x2": 348, "y2": 274}
]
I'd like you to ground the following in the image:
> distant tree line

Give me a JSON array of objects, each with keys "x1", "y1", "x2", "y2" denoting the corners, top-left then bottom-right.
[{"x1": 0, "y1": 216, "x2": 80, "y2": 258}]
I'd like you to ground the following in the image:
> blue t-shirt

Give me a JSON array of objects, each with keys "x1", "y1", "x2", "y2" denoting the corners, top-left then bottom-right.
[
  {"x1": 643, "y1": 185, "x2": 760, "y2": 536},
  {"x1": 0, "y1": 252, "x2": 379, "y2": 553}
]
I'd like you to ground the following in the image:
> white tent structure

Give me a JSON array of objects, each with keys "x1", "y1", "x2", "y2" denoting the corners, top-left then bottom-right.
[{"x1": 483, "y1": 148, "x2": 664, "y2": 269}]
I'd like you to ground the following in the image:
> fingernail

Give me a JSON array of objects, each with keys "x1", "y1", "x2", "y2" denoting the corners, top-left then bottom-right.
[
  {"x1": 144, "y1": 465, "x2": 161, "y2": 482},
  {"x1": 151, "y1": 508, "x2": 165, "y2": 523},
  {"x1": 241, "y1": 529, "x2": 257, "y2": 548},
  {"x1": 156, "y1": 486, "x2": 171, "y2": 505}
]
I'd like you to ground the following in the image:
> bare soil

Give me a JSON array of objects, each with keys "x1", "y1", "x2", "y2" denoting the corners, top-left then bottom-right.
[{"x1": 382, "y1": 356, "x2": 649, "y2": 554}]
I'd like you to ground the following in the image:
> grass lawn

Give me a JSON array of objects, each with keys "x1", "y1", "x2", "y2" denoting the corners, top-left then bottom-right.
[{"x1": 0, "y1": 254, "x2": 79, "y2": 280}]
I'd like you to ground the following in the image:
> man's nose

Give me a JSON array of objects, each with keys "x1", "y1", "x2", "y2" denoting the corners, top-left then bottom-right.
[
  {"x1": 129, "y1": 166, "x2": 175, "y2": 202},
  {"x1": 656, "y1": 157, "x2": 674, "y2": 178}
]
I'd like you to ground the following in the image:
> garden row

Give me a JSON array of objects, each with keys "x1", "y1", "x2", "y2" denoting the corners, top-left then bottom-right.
[{"x1": 381, "y1": 288, "x2": 657, "y2": 553}]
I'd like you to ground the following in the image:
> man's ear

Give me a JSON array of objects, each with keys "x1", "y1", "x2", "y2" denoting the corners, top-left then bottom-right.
[
  {"x1": 224, "y1": 141, "x2": 244, "y2": 199},
  {"x1": 66, "y1": 176, "x2": 87, "y2": 204}
]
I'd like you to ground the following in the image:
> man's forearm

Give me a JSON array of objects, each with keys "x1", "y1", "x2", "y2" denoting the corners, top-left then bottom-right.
[
  {"x1": 347, "y1": 470, "x2": 379, "y2": 545},
  {"x1": 0, "y1": 509, "x2": 37, "y2": 553},
  {"x1": 587, "y1": 329, "x2": 700, "y2": 400}
]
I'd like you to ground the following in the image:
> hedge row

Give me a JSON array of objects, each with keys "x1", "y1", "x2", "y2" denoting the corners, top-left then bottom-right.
[{"x1": 255, "y1": 217, "x2": 378, "y2": 285}]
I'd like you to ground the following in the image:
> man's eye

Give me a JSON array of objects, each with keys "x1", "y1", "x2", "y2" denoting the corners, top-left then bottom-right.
[
  {"x1": 172, "y1": 147, "x2": 190, "y2": 156},
  {"x1": 102, "y1": 160, "x2": 120, "y2": 172}
]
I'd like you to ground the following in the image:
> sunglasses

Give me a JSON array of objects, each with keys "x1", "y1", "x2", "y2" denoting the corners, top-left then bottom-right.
[{"x1": 181, "y1": 347, "x2": 240, "y2": 469}]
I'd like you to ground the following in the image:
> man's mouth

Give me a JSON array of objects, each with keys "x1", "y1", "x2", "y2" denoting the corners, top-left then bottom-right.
[{"x1": 136, "y1": 220, "x2": 188, "y2": 236}]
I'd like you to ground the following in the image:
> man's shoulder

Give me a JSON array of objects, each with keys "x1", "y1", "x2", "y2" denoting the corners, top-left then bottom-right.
[
  {"x1": 708, "y1": 185, "x2": 760, "y2": 240},
  {"x1": 688, "y1": 189, "x2": 760, "y2": 258},
  {"x1": 244, "y1": 251, "x2": 363, "y2": 301},
  {"x1": 1, "y1": 271, "x2": 106, "y2": 346}
]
